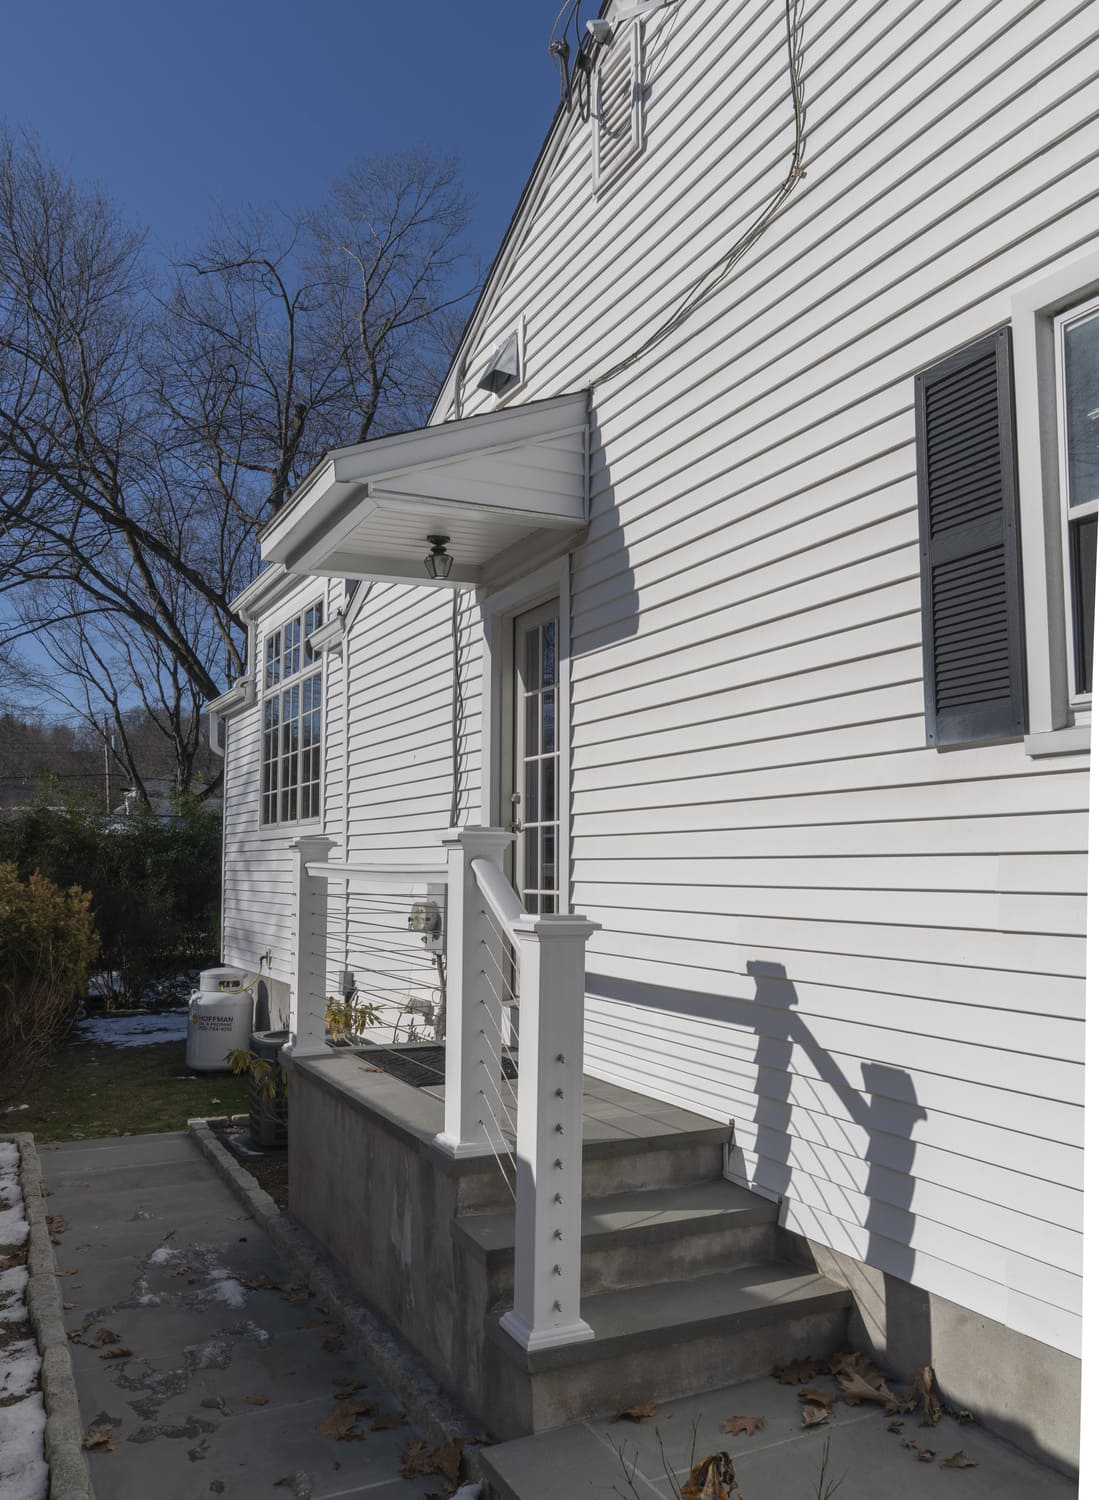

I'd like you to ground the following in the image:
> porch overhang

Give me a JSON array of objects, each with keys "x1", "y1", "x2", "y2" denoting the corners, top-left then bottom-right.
[{"x1": 260, "y1": 390, "x2": 590, "y2": 588}]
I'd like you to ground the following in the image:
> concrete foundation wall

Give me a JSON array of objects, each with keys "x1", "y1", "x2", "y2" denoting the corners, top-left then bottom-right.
[
  {"x1": 287, "y1": 1061, "x2": 502, "y2": 1429},
  {"x1": 806, "y1": 1238, "x2": 1080, "y2": 1475}
]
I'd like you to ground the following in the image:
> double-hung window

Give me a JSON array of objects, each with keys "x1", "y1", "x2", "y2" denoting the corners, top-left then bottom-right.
[
  {"x1": 1055, "y1": 295, "x2": 1099, "y2": 701},
  {"x1": 261, "y1": 600, "x2": 324, "y2": 825}
]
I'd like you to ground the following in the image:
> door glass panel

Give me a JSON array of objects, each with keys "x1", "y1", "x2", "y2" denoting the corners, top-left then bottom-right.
[{"x1": 513, "y1": 603, "x2": 560, "y2": 916}]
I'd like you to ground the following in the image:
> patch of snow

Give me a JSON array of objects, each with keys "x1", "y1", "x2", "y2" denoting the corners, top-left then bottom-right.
[
  {"x1": 0, "y1": 1391, "x2": 47, "y2": 1500},
  {"x1": 209, "y1": 1278, "x2": 247, "y2": 1309},
  {"x1": 0, "y1": 1104, "x2": 28, "y2": 1113},
  {"x1": 75, "y1": 1012, "x2": 189, "y2": 1047},
  {"x1": 88, "y1": 970, "x2": 126, "y2": 999},
  {"x1": 0, "y1": 1143, "x2": 27, "y2": 1250},
  {"x1": 0, "y1": 1265, "x2": 28, "y2": 1324},
  {"x1": 148, "y1": 1246, "x2": 178, "y2": 1266},
  {"x1": 0, "y1": 1338, "x2": 40, "y2": 1401},
  {"x1": 133, "y1": 1276, "x2": 162, "y2": 1307}
]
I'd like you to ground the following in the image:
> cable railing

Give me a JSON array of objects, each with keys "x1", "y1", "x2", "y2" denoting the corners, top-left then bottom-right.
[{"x1": 288, "y1": 828, "x2": 601, "y2": 1358}]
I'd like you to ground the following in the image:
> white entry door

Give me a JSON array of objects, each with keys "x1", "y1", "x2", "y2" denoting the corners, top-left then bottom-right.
[{"x1": 511, "y1": 600, "x2": 559, "y2": 914}]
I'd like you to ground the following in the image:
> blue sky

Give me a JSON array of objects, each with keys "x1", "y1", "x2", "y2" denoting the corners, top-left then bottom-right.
[
  {"x1": 2, "y1": 0, "x2": 602, "y2": 713},
  {"x1": 3, "y1": 0, "x2": 600, "y2": 270}
]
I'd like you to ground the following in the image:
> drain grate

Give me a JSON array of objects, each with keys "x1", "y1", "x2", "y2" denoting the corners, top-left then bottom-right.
[{"x1": 361, "y1": 1045, "x2": 517, "y2": 1089}]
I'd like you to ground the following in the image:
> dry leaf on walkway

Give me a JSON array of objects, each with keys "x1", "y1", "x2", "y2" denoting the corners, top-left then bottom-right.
[
  {"x1": 99, "y1": 1347, "x2": 134, "y2": 1361},
  {"x1": 94, "y1": 1328, "x2": 120, "y2": 1346},
  {"x1": 162, "y1": 1226, "x2": 176, "y2": 1241},
  {"x1": 886, "y1": 1419, "x2": 904, "y2": 1434},
  {"x1": 370, "y1": 1411, "x2": 406, "y2": 1430},
  {"x1": 615, "y1": 1402, "x2": 656, "y2": 1422},
  {"x1": 721, "y1": 1415, "x2": 765, "y2": 1437},
  {"x1": 772, "y1": 1357, "x2": 830, "y2": 1385},
  {"x1": 833, "y1": 1352, "x2": 912, "y2": 1413},
  {"x1": 245, "y1": 1395, "x2": 269, "y2": 1406},
  {"x1": 941, "y1": 1451, "x2": 977, "y2": 1469},
  {"x1": 798, "y1": 1387, "x2": 834, "y2": 1410},
  {"x1": 681, "y1": 1451, "x2": 737, "y2": 1500},
  {"x1": 801, "y1": 1403, "x2": 830, "y2": 1428},
  {"x1": 317, "y1": 1398, "x2": 373, "y2": 1441},
  {"x1": 399, "y1": 1437, "x2": 464, "y2": 1483},
  {"x1": 902, "y1": 1364, "x2": 943, "y2": 1427},
  {"x1": 902, "y1": 1439, "x2": 917, "y2": 1450},
  {"x1": 45, "y1": 1214, "x2": 68, "y2": 1238},
  {"x1": 917, "y1": 1449, "x2": 936, "y2": 1463},
  {"x1": 74, "y1": 1244, "x2": 92, "y2": 1254},
  {"x1": 239, "y1": 1273, "x2": 281, "y2": 1291},
  {"x1": 334, "y1": 1379, "x2": 365, "y2": 1397},
  {"x1": 83, "y1": 1424, "x2": 120, "y2": 1452}
]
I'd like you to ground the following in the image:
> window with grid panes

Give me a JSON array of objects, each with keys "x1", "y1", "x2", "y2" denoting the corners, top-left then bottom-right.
[{"x1": 261, "y1": 600, "x2": 324, "y2": 825}]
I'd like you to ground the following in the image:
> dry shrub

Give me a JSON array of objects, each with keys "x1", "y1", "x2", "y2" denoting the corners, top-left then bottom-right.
[{"x1": 0, "y1": 862, "x2": 98, "y2": 1090}]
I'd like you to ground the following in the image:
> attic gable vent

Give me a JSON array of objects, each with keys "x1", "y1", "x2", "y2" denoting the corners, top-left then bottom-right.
[
  {"x1": 477, "y1": 330, "x2": 522, "y2": 397},
  {"x1": 592, "y1": 20, "x2": 643, "y2": 192}
]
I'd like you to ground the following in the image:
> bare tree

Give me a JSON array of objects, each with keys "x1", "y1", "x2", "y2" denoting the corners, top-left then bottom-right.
[{"x1": 0, "y1": 128, "x2": 477, "y2": 794}]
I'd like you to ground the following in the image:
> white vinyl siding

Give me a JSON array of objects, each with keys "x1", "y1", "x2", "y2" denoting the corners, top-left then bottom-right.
[
  {"x1": 451, "y1": 0, "x2": 1093, "y2": 1358},
  {"x1": 219, "y1": 0, "x2": 1094, "y2": 1365}
]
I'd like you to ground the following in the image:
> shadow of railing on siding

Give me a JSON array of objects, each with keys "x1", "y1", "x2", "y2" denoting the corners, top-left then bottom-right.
[{"x1": 587, "y1": 961, "x2": 932, "y2": 1372}]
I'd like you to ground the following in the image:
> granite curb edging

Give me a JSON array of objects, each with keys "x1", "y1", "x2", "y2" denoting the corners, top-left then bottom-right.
[
  {"x1": 187, "y1": 1116, "x2": 488, "y2": 1484},
  {"x1": 2, "y1": 1131, "x2": 94, "y2": 1500}
]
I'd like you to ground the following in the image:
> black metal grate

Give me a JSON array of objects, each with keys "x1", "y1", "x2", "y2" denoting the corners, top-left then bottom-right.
[{"x1": 360, "y1": 1044, "x2": 517, "y2": 1089}]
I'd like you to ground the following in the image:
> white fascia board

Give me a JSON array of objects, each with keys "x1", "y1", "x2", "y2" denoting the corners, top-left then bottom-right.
[
  {"x1": 230, "y1": 564, "x2": 311, "y2": 622},
  {"x1": 207, "y1": 676, "x2": 254, "y2": 715}
]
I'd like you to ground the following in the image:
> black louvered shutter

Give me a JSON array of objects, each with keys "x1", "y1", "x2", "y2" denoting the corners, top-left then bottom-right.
[{"x1": 915, "y1": 328, "x2": 1026, "y2": 746}]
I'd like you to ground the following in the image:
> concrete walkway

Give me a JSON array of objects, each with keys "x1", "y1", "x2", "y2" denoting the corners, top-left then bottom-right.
[
  {"x1": 40, "y1": 1133, "x2": 450, "y2": 1500},
  {"x1": 482, "y1": 1372, "x2": 1079, "y2": 1499}
]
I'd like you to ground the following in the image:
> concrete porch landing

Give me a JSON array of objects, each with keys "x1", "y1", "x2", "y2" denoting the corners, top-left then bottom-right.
[
  {"x1": 481, "y1": 1372, "x2": 1079, "y2": 1500},
  {"x1": 317, "y1": 1046, "x2": 728, "y2": 1153}
]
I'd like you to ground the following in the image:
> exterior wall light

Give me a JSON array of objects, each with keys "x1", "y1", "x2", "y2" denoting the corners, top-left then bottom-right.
[{"x1": 424, "y1": 535, "x2": 454, "y2": 580}]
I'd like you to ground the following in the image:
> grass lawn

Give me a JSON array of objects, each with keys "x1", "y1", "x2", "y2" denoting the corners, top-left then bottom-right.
[{"x1": 13, "y1": 1037, "x2": 250, "y2": 1143}]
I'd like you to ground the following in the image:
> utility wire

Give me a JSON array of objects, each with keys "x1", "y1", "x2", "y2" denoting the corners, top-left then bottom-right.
[{"x1": 594, "y1": 0, "x2": 808, "y2": 386}]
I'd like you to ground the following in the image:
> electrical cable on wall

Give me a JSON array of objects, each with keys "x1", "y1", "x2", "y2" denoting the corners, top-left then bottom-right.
[{"x1": 594, "y1": 0, "x2": 808, "y2": 386}]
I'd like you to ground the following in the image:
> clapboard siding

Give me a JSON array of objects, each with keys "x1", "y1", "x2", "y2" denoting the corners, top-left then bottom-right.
[
  {"x1": 429, "y1": 0, "x2": 1097, "y2": 1357},
  {"x1": 218, "y1": 0, "x2": 1094, "y2": 1367}
]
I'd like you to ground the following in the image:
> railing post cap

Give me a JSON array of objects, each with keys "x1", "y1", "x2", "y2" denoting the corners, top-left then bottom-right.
[
  {"x1": 289, "y1": 834, "x2": 338, "y2": 855},
  {"x1": 511, "y1": 913, "x2": 601, "y2": 940},
  {"x1": 442, "y1": 825, "x2": 515, "y2": 853}
]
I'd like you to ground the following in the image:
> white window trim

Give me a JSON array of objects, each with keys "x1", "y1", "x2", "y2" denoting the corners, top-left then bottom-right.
[
  {"x1": 1054, "y1": 295, "x2": 1099, "y2": 715},
  {"x1": 1011, "y1": 248, "x2": 1099, "y2": 756},
  {"x1": 479, "y1": 556, "x2": 572, "y2": 914},
  {"x1": 257, "y1": 595, "x2": 326, "y2": 832}
]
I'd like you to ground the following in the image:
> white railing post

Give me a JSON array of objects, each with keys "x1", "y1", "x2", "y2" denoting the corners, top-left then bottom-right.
[
  {"x1": 500, "y1": 912, "x2": 600, "y2": 1353},
  {"x1": 434, "y1": 826, "x2": 514, "y2": 1158},
  {"x1": 285, "y1": 836, "x2": 336, "y2": 1058}
]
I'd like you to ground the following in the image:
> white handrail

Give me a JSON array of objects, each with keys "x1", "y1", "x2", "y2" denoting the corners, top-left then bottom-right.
[
  {"x1": 471, "y1": 856, "x2": 524, "y2": 933},
  {"x1": 306, "y1": 860, "x2": 447, "y2": 886}
]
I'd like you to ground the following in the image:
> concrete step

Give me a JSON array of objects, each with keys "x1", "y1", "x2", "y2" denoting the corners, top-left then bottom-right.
[
  {"x1": 444, "y1": 1117, "x2": 730, "y2": 1213},
  {"x1": 454, "y1": 1179, "x2": 779, "y2": 1298},
  {"x1": 482, "y1": 1264, "x2": 851, "y2": 1437}
]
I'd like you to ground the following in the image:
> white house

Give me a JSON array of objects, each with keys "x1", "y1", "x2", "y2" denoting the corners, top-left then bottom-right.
[{"x1": 210, "y1": 0, "x2": 1093, "y2": 1470}]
